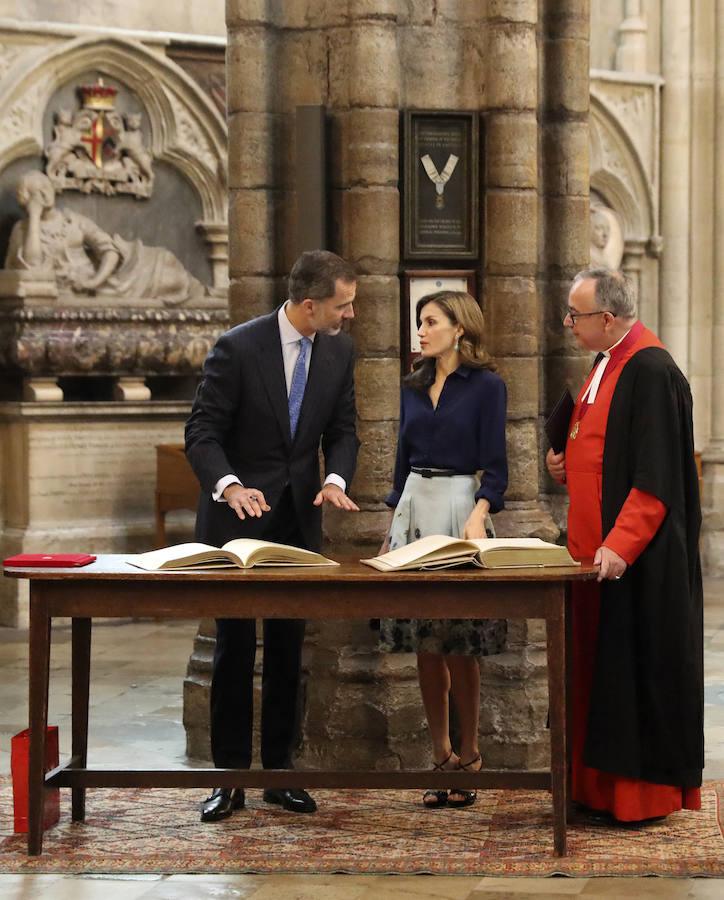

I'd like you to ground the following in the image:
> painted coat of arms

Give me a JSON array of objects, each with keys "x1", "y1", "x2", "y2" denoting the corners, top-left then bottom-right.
[{"x1": 44, "y1": 78, "x2": 154, "y2": 198}]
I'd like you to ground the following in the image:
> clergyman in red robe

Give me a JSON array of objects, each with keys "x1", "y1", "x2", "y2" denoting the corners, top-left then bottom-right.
[{"x1": 546, "y1": 268, "x2": 703, "y2": 823}]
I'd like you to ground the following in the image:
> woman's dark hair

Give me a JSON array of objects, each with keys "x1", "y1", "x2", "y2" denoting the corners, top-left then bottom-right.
[{"x1": 404, "y1": 290, "x2": 496, "y2": 391}]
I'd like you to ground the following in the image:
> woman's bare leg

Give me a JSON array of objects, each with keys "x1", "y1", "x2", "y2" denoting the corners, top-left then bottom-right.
[{"x1": 446, "y1": 655, "x2": 482, "y2": 802}]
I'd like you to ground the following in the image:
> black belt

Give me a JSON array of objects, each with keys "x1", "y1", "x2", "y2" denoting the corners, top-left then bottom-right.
[{"x1": 410, "y1": 467, "x2": 462, "y2": 478}]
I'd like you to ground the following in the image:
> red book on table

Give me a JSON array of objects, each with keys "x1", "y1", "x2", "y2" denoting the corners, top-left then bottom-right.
[{"x1": 3, "y1": 553, "x2": 97, "y2": 568}]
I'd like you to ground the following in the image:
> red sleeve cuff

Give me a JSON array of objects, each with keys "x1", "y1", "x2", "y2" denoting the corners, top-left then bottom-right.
[{"x1": 602, "y1": 487, "x2": 667, "y2": 566}]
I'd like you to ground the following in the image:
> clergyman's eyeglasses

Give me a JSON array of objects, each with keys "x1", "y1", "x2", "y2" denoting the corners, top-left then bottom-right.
[{"x1": 563, "y1": 309, "x2": 615, "y2": 325}]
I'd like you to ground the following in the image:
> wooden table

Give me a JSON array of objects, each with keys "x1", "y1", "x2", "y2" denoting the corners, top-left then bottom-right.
[{"x1": 4, "y1": 556, "x2": 597, "y2": 858}]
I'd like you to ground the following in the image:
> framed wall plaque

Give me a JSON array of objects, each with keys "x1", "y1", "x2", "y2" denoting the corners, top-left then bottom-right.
[
  {"x1": 403, "y1": 110, "x2": 480, "y2": 261},
  {"x1": 401, "y1": 269, "x2": 477, "y2": 372}
]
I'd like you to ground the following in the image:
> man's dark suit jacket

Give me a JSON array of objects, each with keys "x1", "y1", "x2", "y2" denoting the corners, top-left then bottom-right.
[{"x1": 185, "y1": 308, "x2": 359, "y2": 552}]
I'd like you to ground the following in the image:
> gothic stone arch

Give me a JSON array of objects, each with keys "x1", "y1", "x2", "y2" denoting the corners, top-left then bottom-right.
[
  {"x1": 0, "y1": 34, "x2": 228, "y2": 283},
  {"x1": 589, "y1": 75, "x2": 663, "y2": 328}
]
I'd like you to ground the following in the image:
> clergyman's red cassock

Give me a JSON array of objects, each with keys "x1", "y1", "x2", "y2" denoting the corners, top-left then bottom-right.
[{"x1": 565, "y1": 321, "x2": 702, "y2": 821}]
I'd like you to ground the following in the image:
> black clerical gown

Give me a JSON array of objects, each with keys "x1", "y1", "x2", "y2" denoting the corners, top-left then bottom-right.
[{"x1": 565, "y1": 322, "x2": 703, "y2": 820}]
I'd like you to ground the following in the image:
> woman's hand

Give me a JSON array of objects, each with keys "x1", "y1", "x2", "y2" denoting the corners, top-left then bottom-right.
[
  {"x1": 378, "y1": 509, "x2": 394, "y2": 554},
  {"x1": 463, "y1": 499, "x2": 490, "y2": 540}
]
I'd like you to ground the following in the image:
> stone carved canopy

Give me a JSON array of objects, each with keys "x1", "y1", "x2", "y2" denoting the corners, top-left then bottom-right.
[
  {"x1": 590, "y1": 72, "x2": 662, "y2": 249},
  {"x1": 589, "y1": 71, "x2": 662, "y2": 326},
  {"x1": 0, "y1": 35, "x2": 229, "y2": 392},
  {"x1": 0, "y1": 34, "x2": 228, "y2": 225}
]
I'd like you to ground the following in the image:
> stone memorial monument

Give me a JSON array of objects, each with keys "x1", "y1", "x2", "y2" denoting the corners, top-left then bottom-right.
[
  {"x1": 0, "y1": 35, "x2": 229, "y2": 625},
  {"x1": 589, "y1": 203, "x2": 624, "y2": 269}
]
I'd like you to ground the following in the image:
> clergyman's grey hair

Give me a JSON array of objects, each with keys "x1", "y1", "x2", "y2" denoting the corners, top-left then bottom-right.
[{"x1": 572, "y1": 268, "x2": 637, "y2": 318}]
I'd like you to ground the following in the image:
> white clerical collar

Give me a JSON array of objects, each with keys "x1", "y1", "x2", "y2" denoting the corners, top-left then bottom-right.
[
  {"x1": 603, "y1": 327, "x2": 632, "y2": 356},
  {"x1": 581, "y1": 327, "x2": 633, "y2": 405},
  {"x1": 278, "y1": 301, "x2": 317, "y2": 346}
]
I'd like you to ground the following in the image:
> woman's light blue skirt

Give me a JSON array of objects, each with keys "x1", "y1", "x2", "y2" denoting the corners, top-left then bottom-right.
[{"x1": 379, "y1": 472, "x2": 507, "y2": 656}]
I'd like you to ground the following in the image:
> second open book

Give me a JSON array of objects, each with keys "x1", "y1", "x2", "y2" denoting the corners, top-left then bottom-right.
[{"x1": 361, "y1": 534, "x2": 579, "y2": 572}]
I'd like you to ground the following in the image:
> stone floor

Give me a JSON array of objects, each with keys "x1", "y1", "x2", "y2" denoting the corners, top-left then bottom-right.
[{"x1": 0, "y1": 578, "x2": 723, "y2": 898}]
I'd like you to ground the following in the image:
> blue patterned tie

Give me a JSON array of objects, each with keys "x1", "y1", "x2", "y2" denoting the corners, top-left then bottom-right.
[{"x1": 288, "y1": 337, "x2": 312, "y2": 438}]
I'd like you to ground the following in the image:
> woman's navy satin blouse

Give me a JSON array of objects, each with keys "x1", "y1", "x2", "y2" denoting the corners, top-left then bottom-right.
[{"x1": 385, "y1": 365, "x2": 508, "y2": 512}]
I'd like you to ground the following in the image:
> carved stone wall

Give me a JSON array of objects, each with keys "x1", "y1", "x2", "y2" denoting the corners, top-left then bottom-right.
[
  {"x1": 0, "y1": 24, "x2": 230, "y2": 623},
  {"x1": 589, "y1": 72, "x2": 662, "y2": 330},
  {"x1": 0, "y1": 34, "x2": 228, "y2": 288}
]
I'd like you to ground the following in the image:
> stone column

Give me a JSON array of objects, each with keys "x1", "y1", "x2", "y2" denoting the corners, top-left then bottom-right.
[
  {"x1": 325, "y1": 0, "x2": 401, "y2": 546},
  {"x1": 533, "y1": 0, "x2": 590, "y2": 765},
  {"x1": 689, "y1": 0, "x2": 716, "y2": 452},
  {"x1": 659, "y1": 0, "x2": 692, "y2": 373},
  {"x1": 300, "y1": 1, "x2": 428, "y2": 771},
  {"x1": 615, "y1": 0, "x2": 648, "y2": 73},
  {"x1": 226, "y1": 1, "x2": 277, "y2": 324},
  {"x1": 485, "y1": 0, "x2": 550, "y2": 542},
  {"x1": 702, "y1": 0, "x2": 724, "y2": 575},
  {"x1": 540, "y1": 0, "x2": 591, "y2": 534}
]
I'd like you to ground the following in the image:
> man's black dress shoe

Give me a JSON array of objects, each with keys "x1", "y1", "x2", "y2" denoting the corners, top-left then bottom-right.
[
  {"x1": 200, "y1": 787, "x2": 245, "y2": 822},
  {"x1": 262, "y1": 787, "x2": 317, "y2": 813}
]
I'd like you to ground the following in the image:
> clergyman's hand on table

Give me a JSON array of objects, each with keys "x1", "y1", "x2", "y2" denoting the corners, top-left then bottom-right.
[
  {"x1": 223, "y1": 483, "x2": 271, "y2": 521},
  {"x1": 546, "y1": 448, "x2": 567, "y2": 484},
  {"x1": 312, "y1": 483, "x2": 360, "y2": 511},
  {"x1": 594, "y1": 545, "x2": 627, "y2": 582}
]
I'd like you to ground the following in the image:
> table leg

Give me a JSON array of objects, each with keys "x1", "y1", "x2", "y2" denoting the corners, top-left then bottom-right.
[
  {"x1": 565, "y1": 585, "x2": 573, "y2": 823},
  {"x1": 547, "y1": 590, "x2": 568, "y2": 857},
  {"x1": 28, "y1": 587, "x2": 51, "y2": 856},
  {"x1": 72, "y1": 617, "x2": 91, "y2": 822}
]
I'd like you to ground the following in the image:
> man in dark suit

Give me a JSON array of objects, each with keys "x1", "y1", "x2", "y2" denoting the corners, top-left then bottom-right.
[{"x1": 185, "y1": 250, "x2": 360, "y2": 821}]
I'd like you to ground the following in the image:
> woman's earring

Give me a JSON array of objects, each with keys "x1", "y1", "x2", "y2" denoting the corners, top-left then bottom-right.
[{"x1": 454, "y1": 336, "x2": 460, "y2": 352}]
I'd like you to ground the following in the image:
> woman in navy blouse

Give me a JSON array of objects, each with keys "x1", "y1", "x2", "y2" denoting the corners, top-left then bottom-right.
[{"x1": 379, "y1": 290, "x2": 508, "y2": 808}]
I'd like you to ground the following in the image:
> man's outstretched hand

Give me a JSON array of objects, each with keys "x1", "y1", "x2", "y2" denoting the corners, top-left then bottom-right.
[
  {"x1": 223, "y1": 483, "x2": 271, "y2": 521},
  {"x1": 313, "y1": 484, "x2": 359, "y2": 511}
]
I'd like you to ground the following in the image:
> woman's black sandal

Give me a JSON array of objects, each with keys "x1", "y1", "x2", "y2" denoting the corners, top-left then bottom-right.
[
  {"x1": 447, "y1": 753, "x2": 482, "y2": 808},
  {"x1": 422, "y1": 750, "x2": 456, "y2": 809}
]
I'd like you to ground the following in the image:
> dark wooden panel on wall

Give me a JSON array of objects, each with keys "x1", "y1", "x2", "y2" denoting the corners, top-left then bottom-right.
[{"x1": 402, "y1": 110, "x2": 480, "y2": 262}]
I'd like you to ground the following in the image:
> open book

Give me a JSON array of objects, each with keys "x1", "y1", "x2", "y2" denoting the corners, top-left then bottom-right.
[
  {"x1": 361, "y1": 534, "x2": 579, "y2": 572},
  {"x1": 129, "y1": 539, "x2": 339, "y2": 571}
]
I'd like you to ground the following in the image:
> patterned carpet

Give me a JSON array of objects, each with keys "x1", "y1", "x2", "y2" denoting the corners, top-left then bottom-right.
[{"x1": 1, "y1": 783, "x2": 723, "y2": 876}]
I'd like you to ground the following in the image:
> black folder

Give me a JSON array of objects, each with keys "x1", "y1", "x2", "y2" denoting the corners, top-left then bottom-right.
[{"x1": 544, "y1": 389, "x2": 574, "y2": 454}]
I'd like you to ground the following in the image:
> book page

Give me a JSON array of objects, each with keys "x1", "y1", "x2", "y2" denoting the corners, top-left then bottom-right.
[
  {"x1": 467, "y1": 538, "x2": 561, "y2": 552},
  {"x1": 222, "y1": 538, "x2": 338, "y2": 567},
  {"x1": 365, "y1": 534, "x2": 478, "y2": 570},
  {"x1": 130, "y1": 543, "x2": 231, "y2": 571}
]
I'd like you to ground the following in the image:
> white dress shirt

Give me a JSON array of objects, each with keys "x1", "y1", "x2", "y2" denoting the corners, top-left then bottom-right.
[
  {"x1": 213, "y1": 302, "x2": 346, "y2": 501},
  {"x1": 580, "y1": 327, "x2": 632, "y2": 407}
]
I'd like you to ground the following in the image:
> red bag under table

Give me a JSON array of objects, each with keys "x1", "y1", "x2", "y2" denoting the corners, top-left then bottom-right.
[{"x1": 11, "y1": 726, "x2": 60, "y2": 834}]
